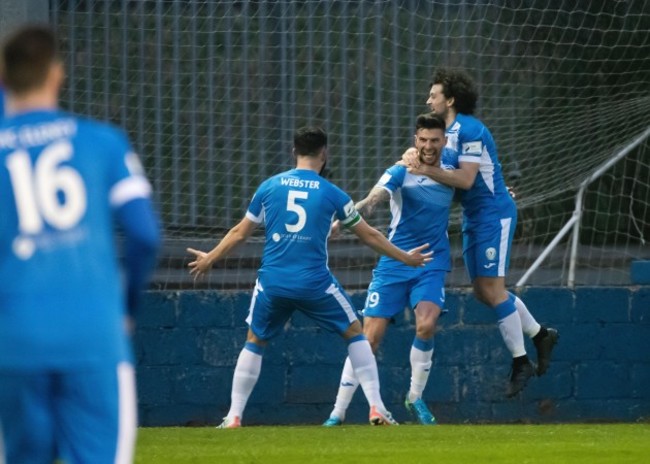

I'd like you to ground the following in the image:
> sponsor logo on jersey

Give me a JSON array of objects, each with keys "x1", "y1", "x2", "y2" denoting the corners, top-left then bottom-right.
[{"x1": 462, "y1": 141, "x2": 482, "y2": 154}]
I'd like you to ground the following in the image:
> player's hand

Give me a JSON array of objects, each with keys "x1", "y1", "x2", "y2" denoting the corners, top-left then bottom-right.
[
  {"x1": 405, "y1": 243, "x2": 433, "y2": 267},
  {"x1": 507, "y1": 185, "x2": 516, "y2": 199},
  {"x1": 399, "y1": 147, "x2": 420, "y2": 169},
  {"x1": 329, "y1": 219, "x2": 342, "y2": 239},
  {"x1": 187, "y1": 247, "x2": 213, "y2": 280}
]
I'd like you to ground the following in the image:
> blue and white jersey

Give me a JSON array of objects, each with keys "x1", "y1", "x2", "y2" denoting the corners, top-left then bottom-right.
[
  {"x1": 246, "y1": 168, "x2": 360, "y2": 298},
  {"x1": 0, "y1": 110, "x2": 154, "y2": 369},
  {"x1": 445, "y1": 113, "x2": 514, "y2": 224},
  {"x1": 373, "y1": 164, "x2": 454, "y2": 276}
]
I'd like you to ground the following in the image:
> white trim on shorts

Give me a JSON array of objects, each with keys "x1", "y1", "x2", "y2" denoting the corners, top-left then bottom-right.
[
  {"x1": 498, "y1": 217, "x2": 512, "y2": 277},
  {"x1": 325, "y1": 283, "x2": 358, "y2": 324}
]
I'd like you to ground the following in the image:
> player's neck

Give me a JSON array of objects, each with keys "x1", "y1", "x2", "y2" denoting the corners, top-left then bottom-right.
[
  {"x1": 445, "y1": 110, "x2": 457, "y2": 128},
  {"x1": 6, "y1": 89, "x2": 58, "y2": 115},
  {"x1": 295, "y1": 157, "x2": 324, "y2": 173}
]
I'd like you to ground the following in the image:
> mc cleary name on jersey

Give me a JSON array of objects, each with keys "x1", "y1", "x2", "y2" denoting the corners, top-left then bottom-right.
[
  {"x1": 280, "y1": 177, "x2": 321, "y2": 189},
  {"x1": 0, "y1": 119, "x2": 77, "y2": 149}
]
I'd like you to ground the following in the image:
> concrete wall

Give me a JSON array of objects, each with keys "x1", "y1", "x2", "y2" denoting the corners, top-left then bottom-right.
[{"x1": 134, "y1": 287, "x2": 650, "y2": 426}]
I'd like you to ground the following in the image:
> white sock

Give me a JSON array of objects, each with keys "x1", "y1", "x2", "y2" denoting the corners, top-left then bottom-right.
[
  {"x1": 347, "y1": 339, "x2": 386, "y2": 410},
  {"x1": 497, "y1": 311, "x2": 527, "y2": 358},
  {"x1": 227, "y1": 345, "x2": 262, "y2": 419},
  {"x1": 509, "y1": 292, "x2": 541, "y2": 338},
  {"x1": 408, "y1": 343, "x2": 433, "y2": 402},
  {"x1": 329, "y1": 357, "x2": 358, "y2": 420}
]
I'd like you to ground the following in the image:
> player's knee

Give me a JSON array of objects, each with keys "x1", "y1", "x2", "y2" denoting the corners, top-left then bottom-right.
[
  {"x1": 473, "y1": 279, "x2": 506, "y2": 307},
  {"x1": 415, "y1": 323, "x2": 435, "y2": 340}
]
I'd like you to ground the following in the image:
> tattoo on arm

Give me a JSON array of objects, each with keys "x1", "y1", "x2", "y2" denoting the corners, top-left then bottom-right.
[{"x1": 355, "y1": 187, "x2": 390, "y2": 218}]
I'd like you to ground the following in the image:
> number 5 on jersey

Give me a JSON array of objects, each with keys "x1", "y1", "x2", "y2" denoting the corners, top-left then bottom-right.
[{"x1": 286, "y1": 190, "x2": 308, "y2": 233}]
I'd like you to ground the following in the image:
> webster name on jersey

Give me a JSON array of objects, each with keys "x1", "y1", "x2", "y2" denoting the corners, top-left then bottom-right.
[{"x1": 280, "y1": 177, "x2": 321, "y2": 189}]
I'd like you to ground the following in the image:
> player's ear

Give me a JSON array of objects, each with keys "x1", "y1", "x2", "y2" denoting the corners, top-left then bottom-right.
[
  {"x1": 447, "y1": 96, "x2": 455, "y2": 109},
  {"x1": 50, "y1": 60, "x2": 65, "y2": 91}
]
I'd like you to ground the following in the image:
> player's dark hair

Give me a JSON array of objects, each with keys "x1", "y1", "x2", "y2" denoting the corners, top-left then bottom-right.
[
  {"x1": 431, "y1": 68, "x2": 478, "y2": 115},
  {"x1": 1, "y1": 25, "x2": 60, "y2": 95},
  {"x1": 415, "y1": 112, "x2": 446, "y2": 132},
  {"x1": 293, "y1": 126, "x2": 328, "y2": 157}
]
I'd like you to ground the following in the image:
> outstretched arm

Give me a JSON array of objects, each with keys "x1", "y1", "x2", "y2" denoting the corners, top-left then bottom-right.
[
  {"x1": 330, "y1": 186, "x2": 390, "y2": 238},
  {"x1": 355, "y1": 186, "x2": 390, "y2": 219},
  {"x1": 349, "y1": 218, "x2": 432, "y2": 267},
  {"x1": 187, "y1": 217, "x2": 258, "y2": 279}
]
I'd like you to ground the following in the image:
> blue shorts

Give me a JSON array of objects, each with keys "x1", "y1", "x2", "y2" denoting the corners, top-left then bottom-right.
[
  {"x1": 362, "y1": 269, "x2": 447, "y2": 319},
  {"x1": 0, "y1": 362, "x2": 136, "y2": 464},
  {"x1": 246, "y1": 279, "x2": 359, "y2": 340},
  {"x1": 463, "y1": 213, "x2": 517, "y2": 281}
]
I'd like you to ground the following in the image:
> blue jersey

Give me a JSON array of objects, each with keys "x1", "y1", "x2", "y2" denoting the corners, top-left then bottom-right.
[
  {"x1": 0, "y1": 110, "x2": 156, "y2": 369},
  {"x1": 246, "y1": 168, "x2": 360, "y2": 298},
  {"x1": 445, "y1": 113, "x2": 515, "y2": 224},
  {"x1": 373, "y1": 164, "x2": 454, "y2": 275}
]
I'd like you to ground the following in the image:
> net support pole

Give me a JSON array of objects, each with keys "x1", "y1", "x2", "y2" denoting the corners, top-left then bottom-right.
[
  {"x1": 567, "y1": 125, "x2": 650, "y2": 287},
  {"x1": 517, "y1": 125, "x2": 650, "y2": 288},
  {"x1": 516, "y1": 213, "x2": 579, "y2": 288}
]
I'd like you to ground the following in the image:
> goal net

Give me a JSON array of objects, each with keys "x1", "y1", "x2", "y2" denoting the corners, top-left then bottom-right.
[{"x1": 51, "y1": 0, "x2": 650, "y2": 289}]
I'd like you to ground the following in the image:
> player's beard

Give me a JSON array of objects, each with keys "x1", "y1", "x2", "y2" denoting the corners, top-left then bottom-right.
[{"x1": 319, "y1": 160, "x2": 328, "y2": 177}]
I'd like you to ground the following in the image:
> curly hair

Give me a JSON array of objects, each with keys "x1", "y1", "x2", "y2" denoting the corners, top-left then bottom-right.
[{"x1": 431, "y1": 68, "x2": 478, "y2": 115}]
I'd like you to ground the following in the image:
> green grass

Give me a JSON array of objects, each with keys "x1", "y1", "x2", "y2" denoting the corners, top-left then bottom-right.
[{"x1": 136, "y1": 424, "x2": 650, "y2": 464}]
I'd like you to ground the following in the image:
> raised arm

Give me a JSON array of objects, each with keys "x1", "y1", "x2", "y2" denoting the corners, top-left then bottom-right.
[
  {"x1": 348, "y1": 217, "x2": 431, "y2": 267},
  {"x1": 187, "y1": 217, "x2": 258, "y2": 279}
]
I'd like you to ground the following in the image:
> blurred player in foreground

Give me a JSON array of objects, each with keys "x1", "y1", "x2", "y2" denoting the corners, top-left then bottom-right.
[
  {"x1": 402, "y1": 68, "x2": 558, "y2": 397},
  {"x1": 187, "y1": 126, "x2": 432, "y2": 428},
  {"x1": 0, "y1": 25, "x2": 161, "y2": 463},
  {"x1": 323, "y1": 113, "x2": 454, "y2": 426}
]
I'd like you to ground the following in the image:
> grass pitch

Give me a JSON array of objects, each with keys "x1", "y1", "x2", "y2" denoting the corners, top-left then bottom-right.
[{"x1": 136, "y1": 423, "x2": 650, "y2": 464}]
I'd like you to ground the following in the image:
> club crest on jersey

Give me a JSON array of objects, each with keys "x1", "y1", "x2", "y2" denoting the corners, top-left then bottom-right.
[{"x1": 485, "y1": 247, "x2": 497, "y2": 260}]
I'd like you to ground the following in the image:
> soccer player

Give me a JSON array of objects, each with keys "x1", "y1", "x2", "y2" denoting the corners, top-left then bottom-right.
[
  {"x1": 402, "y1": 68, "x2": 558, "y2": 397},
  {"x1": 0, "y1": 25, "x2": 161, "y2": 463},
  {"x1": 322, "y1": 113, "x2": 453, "y2": 426},
  {"x1": 187, "y1": 126, "x2": 433, "y2": 428}
]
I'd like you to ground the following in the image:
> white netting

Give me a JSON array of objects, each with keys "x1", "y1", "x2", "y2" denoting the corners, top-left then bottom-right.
[{"x1": 51, "y1": 0, "x2": 650, "y2": 289}]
